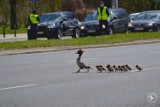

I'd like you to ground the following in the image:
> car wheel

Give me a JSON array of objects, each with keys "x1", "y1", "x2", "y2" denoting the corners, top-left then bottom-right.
[
  {"x1": 157, "y1": 26, "x2": 160, "y2": 32},
  {"x1": 72, "y1": 28, "x2": 80, "y2": 38},
  {"x1": 109, "y1": 27, "x2": 113, "y2": 35},
  {"x1": 57, "y1": 29, "x2": 62, "y2": 39},
  {"x1": 126, "y1": 29, "x2": 130, "y2": 33}
]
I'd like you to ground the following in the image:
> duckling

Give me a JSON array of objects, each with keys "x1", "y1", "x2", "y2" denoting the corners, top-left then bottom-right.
[
  {"x1": 113, "y1": 65, "x2": 119, "y2": 72},
  {"x1": 125, "y1": 64, "x2": 132, "y2": 71},
  {"x1": 106, "y1": 64, "x2": 114, "y2": 73},
  {"x1": 121, "y1": 65, "x2": 128, "y2": 72},
  {"x1": 96, "y1": 65, "x2": 102, "y2": 72},
  {"x1": 135, "y1": 65, "x2": 142, "y2": 72},
  {"x1": 118, "y1": 66, "x2": 124, "y2": 73},
  {"x1": 99, "y1": 65, "x2": 106, "y2": 72},
  {"x1": 96, "y1": 65, "x2": 106, "y2": 73},
  {"x1": 75, "y1": 49, "x2": 91, "y2": 73}
]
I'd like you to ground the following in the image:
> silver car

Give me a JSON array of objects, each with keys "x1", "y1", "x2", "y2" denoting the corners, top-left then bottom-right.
[{"x1": 128, "y1": 10, "x2": 160, "y2": 32}]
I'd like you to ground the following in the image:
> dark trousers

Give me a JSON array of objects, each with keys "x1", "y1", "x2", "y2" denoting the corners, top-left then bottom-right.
[
  {"x1": 99, "y1": 20, "x2": 109, "y2": 35},
  {"x1": 30, "y1": 24, "x2": 38, "y2": 39}
]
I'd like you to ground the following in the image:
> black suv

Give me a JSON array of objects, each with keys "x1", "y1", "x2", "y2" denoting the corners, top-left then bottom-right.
[
  {"x1": 27, "y1": 11, "x2": 80, "y2": 39},
  {"x1": 80, "y1": 8, "x2": 130, "y2": 36}
]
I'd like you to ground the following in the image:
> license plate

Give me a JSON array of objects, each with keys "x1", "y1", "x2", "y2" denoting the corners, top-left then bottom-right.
[
  {"x1": 135, "y1": 28, "x2": 144, "y2": 31},
  {"x1": 37, "y1": 31, "x2": 43, "y2": 34},
  {"x1": 87, "y1": 30, "x2": 96, "y2": 33}
]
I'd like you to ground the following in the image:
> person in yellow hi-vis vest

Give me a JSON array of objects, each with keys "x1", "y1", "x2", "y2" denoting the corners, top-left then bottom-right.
[
  {"x1": 28, "y1": 10, "x2": 39, "y2": 39},
  {"x1": 97, "y1": 2, "x2": 109, "y2": 35}
]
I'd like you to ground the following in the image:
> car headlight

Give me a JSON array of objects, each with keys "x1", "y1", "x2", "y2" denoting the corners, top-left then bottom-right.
[
  {"x1": 102, "y1": 25, "x2": 106, "y2": 29},
  {"x1": 47, "y1": 24, "x2": 56, "y2": 28},
  {"x1": 147, "y1": 22, "x2": 154, "y2": 26},
  {"x1": 128, "y1": 23, "x2": 133, "y2": 27},
  {"x1": 80, "y1": 25, "x2": 85, "y2": 30}
]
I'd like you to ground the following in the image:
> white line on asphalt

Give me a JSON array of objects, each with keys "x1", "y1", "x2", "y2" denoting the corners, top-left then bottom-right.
[
  {"x1": 0, "y1": 84, "x2": 37, "y2": 91},
  {"x1": 83, "y1": 57, "x2": 100, "y2": 61},
  {"x1": 131, "y1": 67, "x2": 160, "y2": 72},
  {"x1": 67, "y1": 57, "x2": 100, "y2": 62},
  {"x1": 143, "y1": 67, "x2": 160, "y2": 71},
  {"x1": 149, "y1": 51, "x2": 160, "y2": 54}
]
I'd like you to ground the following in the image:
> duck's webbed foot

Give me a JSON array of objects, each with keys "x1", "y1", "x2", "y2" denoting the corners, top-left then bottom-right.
[
  {"x1": 75, "y1": 68, "x2": 81, "y2": 73},
  {"x1": 86, "y1": 69, "x2": 89, "y2": 73}
]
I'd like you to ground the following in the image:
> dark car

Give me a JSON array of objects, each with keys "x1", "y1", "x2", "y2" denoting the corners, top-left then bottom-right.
[
  {"x1": 128, "y1": 10, "x2": 160, "y2": 32},
  {"x1": 27, "y1": 11, "x2": 80, "y2": 39},
  {"x1": 80, "y1": 8, "x2": 130, "y2": 36}
]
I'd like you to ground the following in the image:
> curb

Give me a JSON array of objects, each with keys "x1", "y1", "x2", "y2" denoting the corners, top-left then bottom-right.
[{"x1": 0, "y1": 39, "x2": 160, "y2": 56}]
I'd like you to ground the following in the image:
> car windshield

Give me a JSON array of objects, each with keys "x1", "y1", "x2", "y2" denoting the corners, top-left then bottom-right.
[
  {"x1": 129, "y1": 13, "x2": 140, "y2": 19},
  {"x1": 40, "y1": 13, "x2": 61, "y2": 23},
  {"x1": 62, "y1": 12, "x2": 74, "y2": 19},
  {"x1": 84, "y1": 11, "x2": 97, "y2": 21},
  {"x1": 134, "y1": 12, "x2": 158, "y2": 20}
]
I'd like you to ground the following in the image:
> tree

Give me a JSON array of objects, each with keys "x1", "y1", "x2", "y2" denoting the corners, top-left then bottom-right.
[
  {"x1": 0, "y1": 0, "x2": 10, "y2": 26},
  {"x1": 1, "y1": 0, "x2": 160, "y2": 27},
  {"x1": 151, "y1": 0, "x2": 160, "y2": 9}
]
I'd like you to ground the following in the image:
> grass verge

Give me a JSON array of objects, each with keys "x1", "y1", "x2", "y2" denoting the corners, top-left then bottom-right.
[
  {"x1": 0, "y1": 32, "x2": 160, "y2": 50},
  {"x1": 0, "y1": 26, "x2": 27, "y2": 34}
]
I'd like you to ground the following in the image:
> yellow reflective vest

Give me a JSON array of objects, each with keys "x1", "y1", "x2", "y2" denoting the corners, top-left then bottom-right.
[
  {"x1": 29, "y1": 14, "x2": 39, "y2": 24},
  {"x1": 97, "y1": 6, "x2": 108, "y2": 20}
]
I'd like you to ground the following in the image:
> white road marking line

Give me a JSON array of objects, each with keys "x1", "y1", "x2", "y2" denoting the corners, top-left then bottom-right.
[
  {"x1": 68, "y1": 57, "x2": 100, "y2": 62},
  {"x1": 149, "y1": 51, "x2": 160, "y2": 54},
  {"x1": 131, "y1": 67, "x2": 160, "y2": 72},
  {"x1": 0, "y1": 84, "x2": 37, "y2": 91},
  {"x1": 143, "y1": 67, "x2": 160, "y2": 71},
  {"x1": 83, "y1": 57, "x2": 100, "y2": 61}
]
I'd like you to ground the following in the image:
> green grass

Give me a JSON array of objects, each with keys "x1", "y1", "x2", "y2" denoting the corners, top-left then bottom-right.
[{"x1": 0, "y1": 32, "x2": 160, "y2": 50}]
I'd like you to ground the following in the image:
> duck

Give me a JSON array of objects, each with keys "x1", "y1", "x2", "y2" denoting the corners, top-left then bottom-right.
[
  {"x1": 135, "y1": 65, "x2": 142, "y2": 72},
  {"x1": 118, "y1": 66, "x2": 124, "y2": 73},
  {"x1": 121, "y1": 65, "x2": 128, "y2": 72},
  {"x1": 125, "y1": 64, "x2": 132, "y2": 71},
  {"x1": 99, "y1": 65, "x2": 106, "y2": 72},
  {"x1": 75, "y1": 49, "x2": 91, "y2": 73},
  {"x1": 97, "y1": 65, "x2": 106, "y2": 73},
  {"x1": 96, "y1": 65, "x2": 102, "y2": 72},
  {"x1": 113, "y1": 65, "x2": 119, "y2": 72},
  {"x1": 106, "y1": 64, "x2": 114, "y2": 73},
  {"x1": 96, "y1": 65, "x2": 105, "y2": 73}
]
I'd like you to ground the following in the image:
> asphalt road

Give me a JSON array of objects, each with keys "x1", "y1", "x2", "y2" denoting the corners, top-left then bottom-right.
[{"x1": 0, "y1": 43, "x2": 160, "y2": 107}]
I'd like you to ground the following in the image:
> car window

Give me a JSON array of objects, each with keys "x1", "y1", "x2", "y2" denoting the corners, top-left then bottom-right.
[
  {"x1": 117, "y1": 9, "x2": 128, "y2": 19},
  {"x1": 40, "y1": 13, "x2": 61, "y2": 23},
  {"x1": 134, "y1": 12, "x2": 159, "y2": 20},
  {"x1": 109, "y1": 10, "x2": 118, "y2": 19},
  {"x1": 134, "y1": 13, "x2": 145, "y2": 20},
  {"x1": 145, "y1": 13, "x2": 158, "y2": 20},
  {"x1": 129, "y1": 13, "x2": 140, "y2": 20}
]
